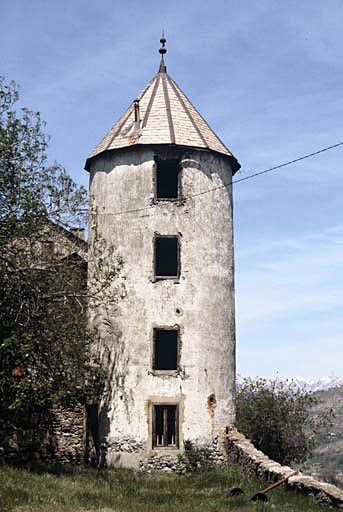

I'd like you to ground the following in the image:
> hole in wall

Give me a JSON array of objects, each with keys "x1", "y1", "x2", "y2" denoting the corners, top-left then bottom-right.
[{"x1": 207, "y1": 393, "x2": 217, "y2": 407}]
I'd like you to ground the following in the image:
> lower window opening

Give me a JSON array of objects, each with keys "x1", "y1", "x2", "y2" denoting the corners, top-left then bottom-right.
[{"x1": 153, "y1": 404, "x2": 178, "y2": 448}]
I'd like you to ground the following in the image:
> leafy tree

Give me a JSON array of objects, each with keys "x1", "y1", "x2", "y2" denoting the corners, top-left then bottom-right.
[
  {"x1": 0, "y1": 76, "x2": 122, "y2": 422},
  {"x1": 236, "y1": 377, "x2": 333, "y2": 465}
]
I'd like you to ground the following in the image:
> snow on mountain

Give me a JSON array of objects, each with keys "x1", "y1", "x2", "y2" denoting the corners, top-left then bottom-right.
[
  {"x1": 283, "y1": 376, "x2": 343, "y2": 392},
  {"x1": 237, "y1": 375, "x2": 343, "y2": 392}
]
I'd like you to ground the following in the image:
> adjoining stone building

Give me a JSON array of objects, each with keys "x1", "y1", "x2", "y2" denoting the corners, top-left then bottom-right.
[
  {"x1": 85, "y1": 38, "x2": 241, "y2": 468},
  {"x1": 0, "y1": 224, "x2": 91, "y2": 466}
]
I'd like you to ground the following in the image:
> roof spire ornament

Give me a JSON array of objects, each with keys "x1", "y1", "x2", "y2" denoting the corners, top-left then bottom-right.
[{"x1": 158, "y1": 32, "x2": 167, "y2": 73}]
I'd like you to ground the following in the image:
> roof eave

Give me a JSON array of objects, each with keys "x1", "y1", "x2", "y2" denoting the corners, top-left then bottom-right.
[{"x1": 84, "y1": 143, "x2": 240, "y2": 174}]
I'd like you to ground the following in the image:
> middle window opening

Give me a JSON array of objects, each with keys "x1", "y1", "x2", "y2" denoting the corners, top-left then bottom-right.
[
  {"x1": 154, "y1": 235, "x2": 179, "y2": 279},
  {"x1": 153, "y1": 328, "x2": 179, "y2": 370}
]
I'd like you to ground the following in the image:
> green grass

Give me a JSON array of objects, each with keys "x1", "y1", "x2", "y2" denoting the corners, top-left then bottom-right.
[{"x1": 0, "y1": 465, "x2": 327, "y2": 512}]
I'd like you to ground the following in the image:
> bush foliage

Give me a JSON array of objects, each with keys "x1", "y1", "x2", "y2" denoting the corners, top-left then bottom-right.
[
  {"x1": 177, "y1": 440, "x2": 214, "y2": 472},
  {"x1": 236, "y1": 377, "x2": 332, "y2": 465}
]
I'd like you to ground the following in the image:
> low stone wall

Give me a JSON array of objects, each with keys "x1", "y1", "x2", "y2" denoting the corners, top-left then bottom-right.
[
  {"x1": 225, "y1": 427, "x2": 343, "y2": 508},
  {"x1": 99, "y1": 434, "x2": 227, "y2": 471},
  {"x1": 0, "y1": 405, "x2": 87, "y2": 465},
  {"x1": 140, "y1": 435, "x2": 227, "y2": 472}
]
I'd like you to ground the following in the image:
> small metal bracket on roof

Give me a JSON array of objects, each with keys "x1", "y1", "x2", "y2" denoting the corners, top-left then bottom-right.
[
  {"x1": 128, "y1": 98, "x2": 142, "y2": 142},
  {"x1": 133, "y1": 98, "x2": 140, "y2": 130},
  {"x1": 158, "y1": 32, "x2": 167, "y2": 73}
]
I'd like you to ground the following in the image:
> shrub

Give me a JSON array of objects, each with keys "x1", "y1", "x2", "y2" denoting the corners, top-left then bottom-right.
[
  {"x1": 177, "y1": 440, "x2": 214, "y2": 472},
  {"x1": 236, "y1": 377, "x2": 333, "y2": 465}
]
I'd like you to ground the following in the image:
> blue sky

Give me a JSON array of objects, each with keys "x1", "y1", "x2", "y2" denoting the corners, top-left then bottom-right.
[{"x1": 1, "y1": 0, "x2": 342, "y2": 379}]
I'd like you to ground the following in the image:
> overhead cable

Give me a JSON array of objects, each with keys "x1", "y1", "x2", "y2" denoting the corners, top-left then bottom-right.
[{"x1": 86, "y1": 140, "x2": 343, "y2": 216}]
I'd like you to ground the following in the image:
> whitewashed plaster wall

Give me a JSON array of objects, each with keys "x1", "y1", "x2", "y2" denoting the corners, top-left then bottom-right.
[{"x1": 88, "y1": 146, "x2": 236, "y2": 466}]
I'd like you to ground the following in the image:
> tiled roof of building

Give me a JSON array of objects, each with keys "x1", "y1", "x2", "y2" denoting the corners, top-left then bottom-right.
[{"x1": 85, "y1": 50, "x2": 240, "y2": 172}]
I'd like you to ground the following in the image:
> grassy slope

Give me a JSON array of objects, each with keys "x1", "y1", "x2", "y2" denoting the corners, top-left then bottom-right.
[
  {"x1": 0, "y1": 465, "x2": 327, "y2": 512},
  {"x1": 304, "y1": 385, "x2": 343, "y2": 484}
]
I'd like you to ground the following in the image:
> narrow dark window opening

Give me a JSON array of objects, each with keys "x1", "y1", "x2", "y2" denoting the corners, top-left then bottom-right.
[
  {"x1": 156, "y1": 159, "x2": 180, "y2": 200},
  {"x1": 155, "y1": 236, "x2": 179, "y2": 279},
  {"x1": 85, "y1": 403, "x2": 99, "y2": 463},
  {"x1": 153, "y1": 405, "x2": 178, "y2": 448},
  {"x1": 153, "y1": 328, "x2": 178, "y2": 370},
  {"x1": 41, "y1": 241, "x2": 55, "y2": 261}
]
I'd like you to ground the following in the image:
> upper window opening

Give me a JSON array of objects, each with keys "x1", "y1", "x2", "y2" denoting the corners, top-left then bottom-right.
[
  {"x1": 155, "y1": 159, "x2": 180, "y2": 200},
  {"x1": 154, "y1": 236, "x2": 179, "y2": 279},
  {"x1": 153, "y1": 328, "x2": 178, "y2": 370}
]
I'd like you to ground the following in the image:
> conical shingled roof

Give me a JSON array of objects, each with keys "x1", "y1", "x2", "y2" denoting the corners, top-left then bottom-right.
[{"x1": 85, "y1": 59, "x2": 240, "y2": 172}]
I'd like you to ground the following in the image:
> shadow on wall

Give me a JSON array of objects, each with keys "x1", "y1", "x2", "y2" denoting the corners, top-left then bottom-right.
[{"x1": 95, "y1": 304, "x2": 134, "y2": 465}]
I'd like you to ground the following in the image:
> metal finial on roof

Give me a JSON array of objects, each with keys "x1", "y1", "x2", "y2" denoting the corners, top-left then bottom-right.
[{"x1": 158, "y1": 32, "x2": 167, "y2": 73}]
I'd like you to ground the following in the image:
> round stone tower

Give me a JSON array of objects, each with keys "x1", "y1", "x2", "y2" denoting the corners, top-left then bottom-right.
[{"x1": 85, "y1": 38, "x2": 240, "y2": 468}]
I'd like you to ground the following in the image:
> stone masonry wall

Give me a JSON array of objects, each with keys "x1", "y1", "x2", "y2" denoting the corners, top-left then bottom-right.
[
  {"x1": 139, "y1": 435, "x2": 227, "y2": 473},
  {"x1": 0, "y1": 405, "x2": 87, "y2": 465},
  {"x1": 225, "y1": 427, "x2": 343, "y2": 508}
]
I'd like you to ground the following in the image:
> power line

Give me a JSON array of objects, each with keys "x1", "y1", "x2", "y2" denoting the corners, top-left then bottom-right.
[
  {"x1": 187, "y1": 140, "x2": 343, "y2": 198},
  {"x1": 236, "y1": 140, "x2": 343, "y2": 181},
  {"x1": 87, "y1": 140, "x2": 343, "y2": 216}
]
